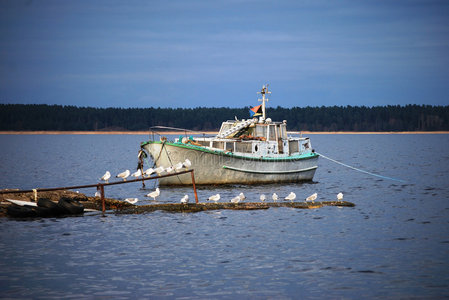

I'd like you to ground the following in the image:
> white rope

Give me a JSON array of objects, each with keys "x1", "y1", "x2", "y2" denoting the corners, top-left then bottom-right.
[{"x1": 317, "y1": 152, "x2": 406, "y2": 183}]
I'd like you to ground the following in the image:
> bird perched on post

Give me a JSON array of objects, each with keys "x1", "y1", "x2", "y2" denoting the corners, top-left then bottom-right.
[
  {"x1": 306, "y1": 193, "x2": 317, "y2": 204},
  {"x1": 131, "y1": 169, "x2": 142, "y2": 178},
  {"x1": 174, "y1": 162, "x2": 184, "y2": 172},
  {"x1": 180, "y1": 194, "x2": 189, "y2": 204},
  {"x1": 272, "y1": 193, "x2": 279, "y2": 202},
  {"x1": 260, "y1": 194, "x2": 266, "y2": 202},
  {"x1": 183, "y1": 158, "x2": 192, "y2": 169},
  {"x1": 208, "y1": 194, "x2": 220, "y2": 203},
  {"x1": 100, "y1": 171, "x2": 111, "y2": 183},
  {"x1": 285, "y1": 192, "x2": 296, "y2": 202},
  {"x1": 116, "y1": 170, "x2": 130, "y2": 181},
  {"x1": 337, "y1": 192, "x2": 343, "y2": 202},
  {"x1": 144, "y1": 168, "x2": 154, "y2": 177},
  {"x1": 146, "y1": 188, "x2": 160, "y2": 201},
  {"x1": 154, "y1": 166, "x2": 165, "y2": 175},
  {"x1": 165, "y1": 166, "x2": 174, "y2": 174}
]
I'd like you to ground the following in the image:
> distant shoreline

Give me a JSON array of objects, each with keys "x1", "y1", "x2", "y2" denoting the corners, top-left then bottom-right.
[{"x1": 0, "y1": 131, "x2": 448, "y2": 135}]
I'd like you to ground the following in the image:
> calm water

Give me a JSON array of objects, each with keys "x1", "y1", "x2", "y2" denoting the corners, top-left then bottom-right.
[{"x1": 0, "y1": 134, "x2": 448, "y2": 299}]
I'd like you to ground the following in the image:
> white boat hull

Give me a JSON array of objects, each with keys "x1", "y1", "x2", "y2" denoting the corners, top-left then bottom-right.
[{"x1": 141, "y1": 142, "x2": 319, "y2": 185}]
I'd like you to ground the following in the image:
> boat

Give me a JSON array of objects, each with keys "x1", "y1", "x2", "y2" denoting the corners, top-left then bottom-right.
[{"x1": 140, "y1": 85, "x2": 319, "y2": 185}]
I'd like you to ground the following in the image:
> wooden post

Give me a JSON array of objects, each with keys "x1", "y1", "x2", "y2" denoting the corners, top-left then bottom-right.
[
  {"x1": 99, "y1": 184, "x2": 105, "y2": 212},
  {"x1": 140, "y1": 170, "x2": 145, "y2": 189},
  {"x1": 138, "y1": 153, "x2": 146, "y2": 189},
  {"x1": 191, "y1": 170, "x2": 199, "y2": 204}
]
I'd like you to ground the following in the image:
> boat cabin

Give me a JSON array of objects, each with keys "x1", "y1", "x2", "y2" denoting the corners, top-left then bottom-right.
[
  {"x1": 173, "y1": 85, "x2": 313, "y2": 158},
  {"x1": 175, "y1": 118, "x2": 311, "y2": 158}
]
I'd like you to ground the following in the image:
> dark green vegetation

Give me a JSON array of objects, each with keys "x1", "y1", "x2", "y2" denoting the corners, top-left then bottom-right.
[{"x1": 1, "y1": 104, "x2": 448, "y2": 131}]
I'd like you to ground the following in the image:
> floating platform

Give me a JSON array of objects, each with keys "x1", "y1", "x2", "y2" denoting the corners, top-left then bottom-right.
[
  {"x1": 0, "y1": 190, "x2": 354, "y2": 218},
  {"x1": 86, "y1": 197, "x2": 355, "y2": 214},
  {"x1": 113, "y1": 201, "x2": 355, "y2": 214}
]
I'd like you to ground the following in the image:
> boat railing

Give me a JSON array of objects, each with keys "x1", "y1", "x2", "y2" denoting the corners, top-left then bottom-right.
[{"x1": 148, "y1": 126, "x2": 213, "y2": 142}]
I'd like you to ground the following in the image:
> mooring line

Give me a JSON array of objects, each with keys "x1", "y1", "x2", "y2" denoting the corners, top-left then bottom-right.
[{"x1": 316, "y1": 152, "x2": 406, "y2": 183}]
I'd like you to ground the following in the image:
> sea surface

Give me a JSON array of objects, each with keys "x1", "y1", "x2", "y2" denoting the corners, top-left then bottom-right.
[{"x1": 0, "y1": 133, "x2": 448, "y2": 299}]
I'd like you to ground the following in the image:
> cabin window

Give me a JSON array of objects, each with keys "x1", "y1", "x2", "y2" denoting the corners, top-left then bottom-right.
[
  {"x1": 235, "y1": 142, "x2": 252, "y2": 153},
  {"x1": 289, "y1": 140, "x2": 299, "y2": 154},
  {"x1": 213, "y1": 141, "x2": 224, "y2": 149},
  {"x1": 225, "y1": 142, "x2": 234, "y2": 152},
  {"x1": 255, "y1": 125, "x2": 267, "y2": 138}
]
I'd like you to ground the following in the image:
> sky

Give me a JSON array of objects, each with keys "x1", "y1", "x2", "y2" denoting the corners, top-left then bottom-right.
[{"x1": 0, "y1": 0, "x2": 448, "y2": 108}]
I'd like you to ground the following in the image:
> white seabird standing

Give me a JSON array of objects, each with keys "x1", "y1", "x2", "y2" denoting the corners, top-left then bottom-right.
[
  {"x1": 174, "y1": 162, "x2": 184, "y2": 171},
  {"x1": 131, "y1": 169, "x2": 142, "y2": 178},
  {"x1": 154, "y1": 166, "x2": 165, "y2": 175},
  {"x1": 125, "y1": 198, "x2": 139, "y2": 204},
  {"x1": 116, "y1": 170, "x2": 130, "y2": 181},
  {"x1": 337, "y1": 192, "x2": 343, "y2": 202},
  {"x1": 285, "y1": 192, "x2": 296, "y2": 202},
  {"x1": 208, "y1": 194, "x2": 220, "y2": 203},
  {"x1": 230, "y1": 195, "x2": 241, "y2": 203},
  {"x1": 100, "y1": 171, "x2": 111, "y2": 183},
  {"x1": 238, "y1": 193, "x2": 245, "y2": 201},
  {"x1": 180, "y1": 194, "x2": 189, "y2": 204},
  {"x1": 147, "y1": 188, "x2": 160, "y2": 201},
  {"x1": 183, "y1": 158, "x2": 192, "y2": 169},
  {"x1": 144, "y1": 168, "x2": 154, "y2": 177},
  {"x1": 306, "y1": 193, "x2": 317, "y2": 204}
]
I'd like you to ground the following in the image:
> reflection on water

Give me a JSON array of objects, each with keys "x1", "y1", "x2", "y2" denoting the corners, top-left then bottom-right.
[{"x1": 0, "y1": 134, "x2": 449, "y2": 298}]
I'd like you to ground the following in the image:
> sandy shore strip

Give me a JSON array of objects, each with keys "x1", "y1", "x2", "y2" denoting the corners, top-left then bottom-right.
[{"x1": 0, "y1": 130, "x2": 448, "y2": 135}]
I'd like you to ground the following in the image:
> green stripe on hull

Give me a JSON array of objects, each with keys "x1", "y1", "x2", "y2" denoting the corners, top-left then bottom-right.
[{"x1": 141, "y1": 140, "x2": 319, "y2": 162}]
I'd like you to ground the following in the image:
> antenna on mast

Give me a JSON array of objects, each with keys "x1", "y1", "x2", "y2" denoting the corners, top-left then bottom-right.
[{"x1": 257, "y1": 84, "x2": 271, "y2": 121}]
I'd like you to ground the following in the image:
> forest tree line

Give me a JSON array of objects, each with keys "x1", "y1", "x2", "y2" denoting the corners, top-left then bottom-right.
[{"x1": 0, "y1": 104, "x2": 448, "y2": 132}]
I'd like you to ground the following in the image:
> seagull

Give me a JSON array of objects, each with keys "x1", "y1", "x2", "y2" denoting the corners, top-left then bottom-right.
[
  {"x1": 260, "y1": 194, "x2": 266, "y2": 202},
  {"x1": 180, "y1": 194, "x2": 189, "y2": 204},
  {"x1": 125, "y1": 198, "x2": 138, "y2": 204},
  {"x1": 306, "y1": 193, "x2": 318, "y2": 204},
  {"x1": 144, "y1": 168, "x2": 154, "y2": 177},
  {"x1": 100, "y1": 171, "x2": 111, "y2": 183},
  {"x1": 94, "y1": 191, "x2": 101, "y2": 197},
  {"x1": 165, "y1": 166, "x2": 174, "y2": 173},
  {"x1": 131, "y1": 169, "x2": 142, "y2": 178},
  {"x1": 116, "y1": 169, "x2": 130, "y2": 181},
  {"x1": 174, "y1": 162, "x2": 183, "y2": 171},
  {"x1": 146, "y1": 188, "x2": 160, "y2": 201},
  {"x1": 208, "y1": 194, "x2": 220, "y2": 203},
  {"x1": 230, "y1": 195, "x2": 241, "y2": 203},
  {"x1": 337, "y1": 192, "x2": 343, "y2": 202},
  {"x1": 183, "y1": 158, "x2": 192, "y2": 169},
  {"x1": 272, "y1": 193, "x2": 279, "y2": 202},
  {"x1": 154, "y1": 166, "x2": 165, "y2": 175},
  {"x1": 285, "y1": 192, "x2": 296, "y2": 202},
  {"x1": 238, "y1": 192, "x2": 246, "y2": 201}
]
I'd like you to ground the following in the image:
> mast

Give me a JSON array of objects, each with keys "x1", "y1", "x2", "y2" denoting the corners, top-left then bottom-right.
[{"x1": 257, "y1": 84, "x2": 271, "y2": 120}]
